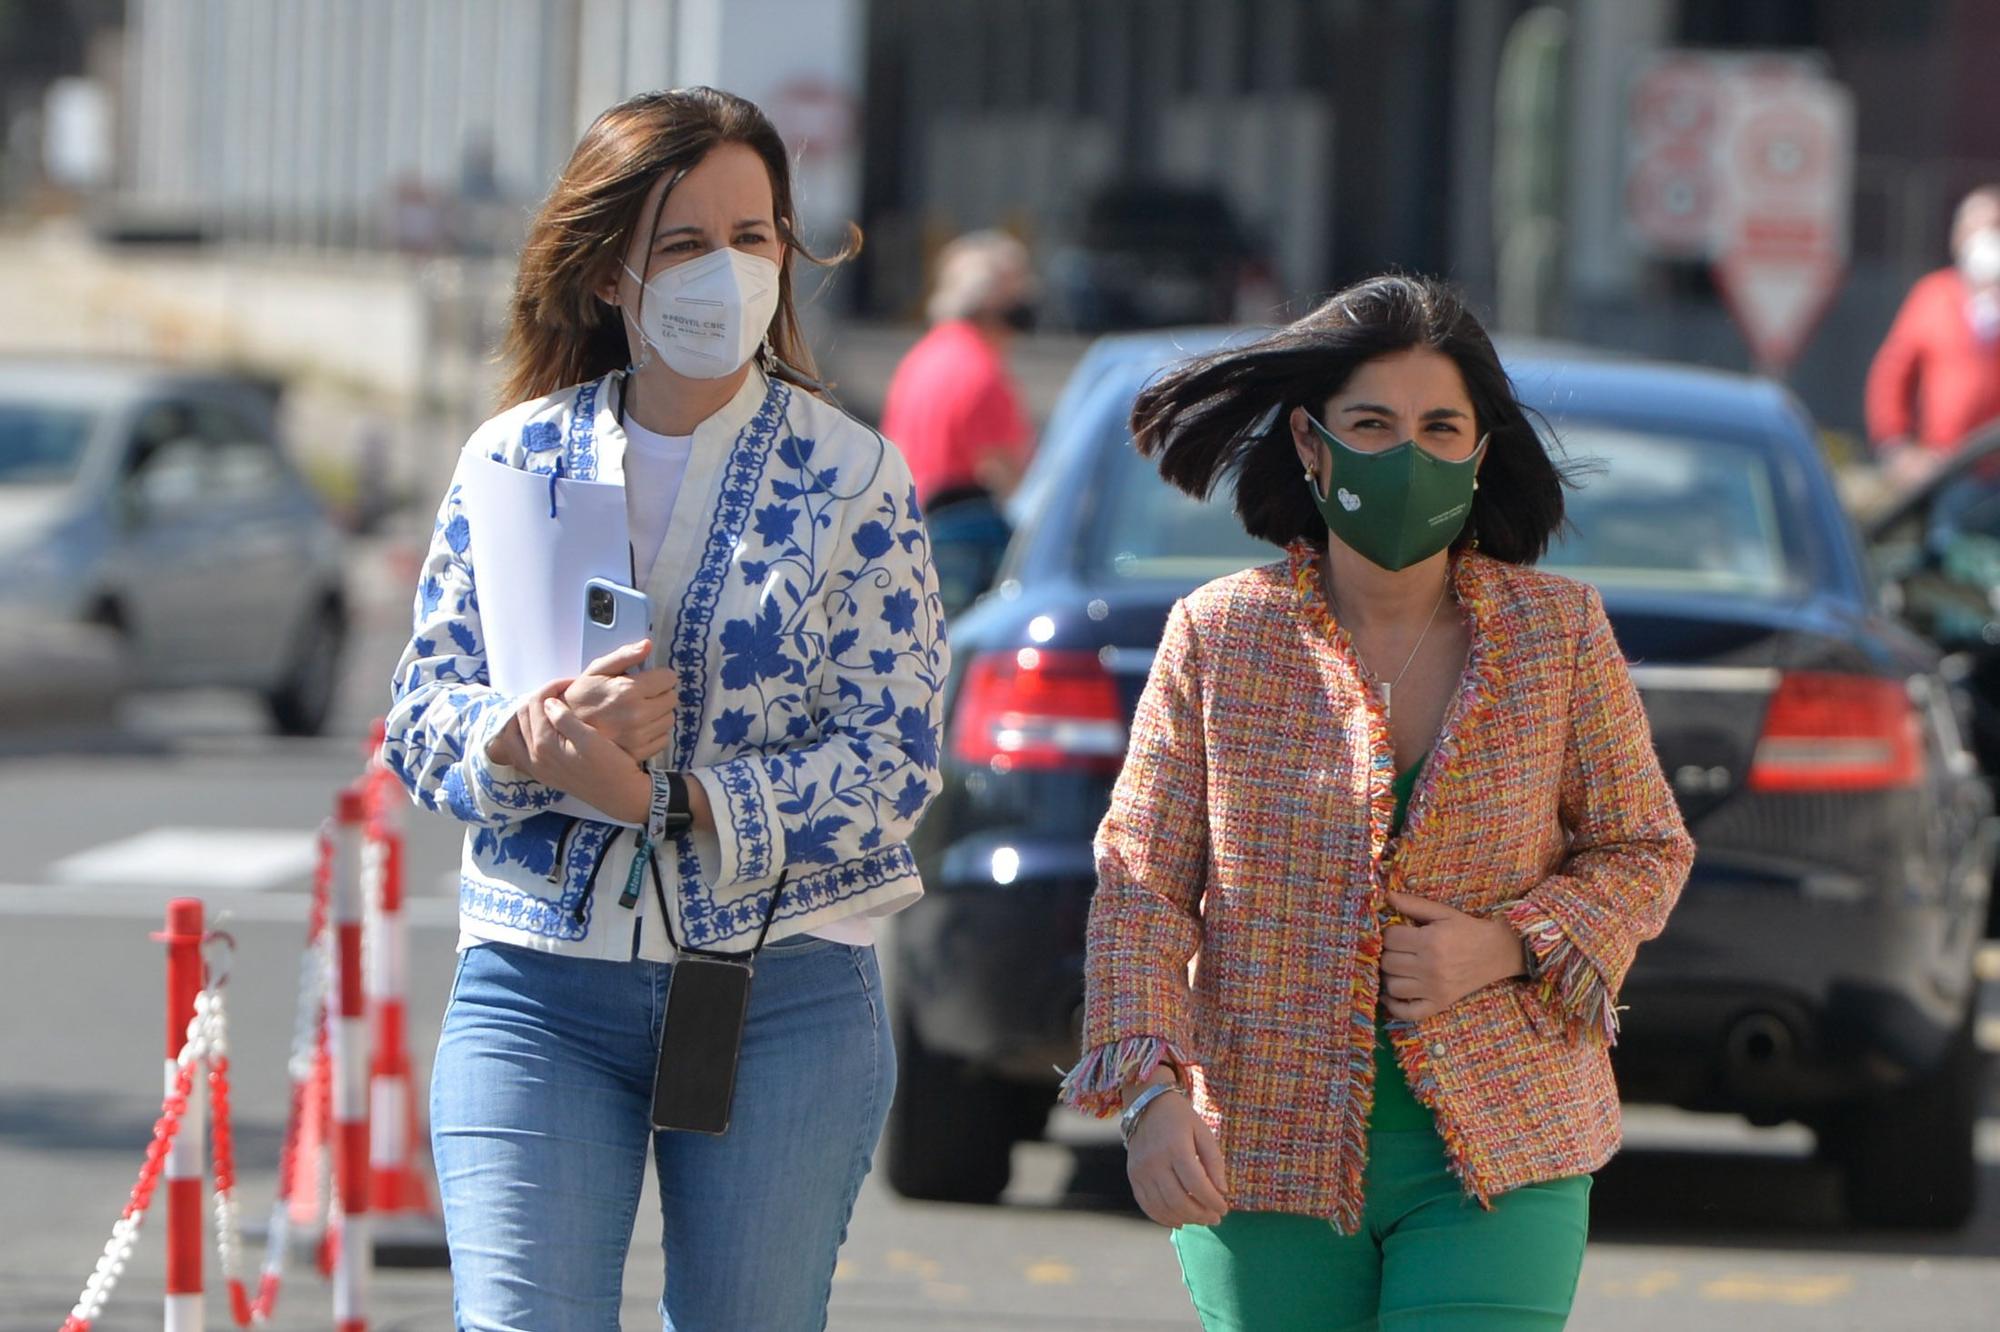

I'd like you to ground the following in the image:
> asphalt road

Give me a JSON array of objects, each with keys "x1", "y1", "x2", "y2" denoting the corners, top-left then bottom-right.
[{"x1": 3, "y1": 591, "x2": 1999, "y2": 1330}]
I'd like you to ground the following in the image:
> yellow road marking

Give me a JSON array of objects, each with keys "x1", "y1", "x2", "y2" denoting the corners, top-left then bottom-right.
[
  {"x1": 1700, "y1": 1273, "x2": 1854, "y2": 1305},
  {"x1": 885, "y1": 1249, "x2": 943, "y2": 1281},
  {"x1": 1597, "y1": 1270, "x2": 1683, "y2": 1299},
  {"x1": 832, "y1": 1259, "x2": 854, "y2": 1283},
  {"x1": 1025, "y1": 1258, "x2": 1079, "y2": 1285},
  {"x1": 923, "y1": 1282, "x2": 972, "y2": 1303},
  {"x1": 1978, "y1": 1016, "x2": 2000, "y2": 1054}
]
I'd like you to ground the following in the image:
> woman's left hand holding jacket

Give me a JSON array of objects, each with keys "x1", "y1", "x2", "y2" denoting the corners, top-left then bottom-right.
[{"x1": 1379, "y1": 891, "x2": 1528, "y2": 1023}]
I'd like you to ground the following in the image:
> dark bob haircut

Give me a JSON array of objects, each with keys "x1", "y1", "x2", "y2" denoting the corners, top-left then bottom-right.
[{"x1": 1130, "y1": 273, "x2": 1570, "y2": 565}]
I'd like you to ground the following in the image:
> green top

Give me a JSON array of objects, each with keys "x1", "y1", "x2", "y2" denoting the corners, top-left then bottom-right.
[
  {"x1": 1388, "y1": 755, "x2": 1426, "y2": 840},
  {"x1": 1373, "y1": 752, "x2": 1437, "y2": 1132}
]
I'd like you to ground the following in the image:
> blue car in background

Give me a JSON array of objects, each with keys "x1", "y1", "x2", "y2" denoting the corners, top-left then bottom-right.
[{"x1": 889, "y1": 330, "x2": 1995, "y2": 1230}]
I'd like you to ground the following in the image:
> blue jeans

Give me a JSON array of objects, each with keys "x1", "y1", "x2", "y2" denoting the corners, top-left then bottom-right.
[{"x1": 431, "y1": 935, "x2": 895, "y2": 1331}]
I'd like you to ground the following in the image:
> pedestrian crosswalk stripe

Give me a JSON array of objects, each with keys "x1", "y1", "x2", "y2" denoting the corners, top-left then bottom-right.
[
  {"x1": 48, "y1": 827, "x2": 318, "y2": 892},
  {"x1": 0, "y1": 881, "x2": 458, "y2": 927}
]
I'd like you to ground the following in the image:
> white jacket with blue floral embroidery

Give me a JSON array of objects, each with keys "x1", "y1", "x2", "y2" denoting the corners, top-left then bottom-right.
[{"x1": 382, "y1": 366, "x2": 948, "y2": 959}]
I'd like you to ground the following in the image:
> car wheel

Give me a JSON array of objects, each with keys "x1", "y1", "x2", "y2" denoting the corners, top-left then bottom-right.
[
  {"x1": 267, "y1": 600, "x2": 345, "y2": 737},
  {"x1": 883, "y1": 1003, "x2": 1048, "y2": 1204},
  {"x1": 1819, "y1": 1006, "x2": 1985, "y2": 1229}
]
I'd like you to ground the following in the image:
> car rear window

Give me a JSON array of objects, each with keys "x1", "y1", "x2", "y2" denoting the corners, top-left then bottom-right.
[
  {"x1": 1083, "y1": 435, "x2": 1272, "y2": 582},
  {"x1": 0, "y1": 401, "x2": 97, "y2": 485},
  {"x1": 1544, "y1": 427, "x2": 1795, "y2": 597},
  {"x1": 1079, "y1": 420, "x2": 1796, "y2": 596}
]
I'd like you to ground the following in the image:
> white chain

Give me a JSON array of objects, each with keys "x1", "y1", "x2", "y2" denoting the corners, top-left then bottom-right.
[
  {"x1": 67, "y1": 1000, "x2": 213, "y2": 1326},
  {"x1": 204, "y1": 988, "x2": 248, "y2": 1297}
]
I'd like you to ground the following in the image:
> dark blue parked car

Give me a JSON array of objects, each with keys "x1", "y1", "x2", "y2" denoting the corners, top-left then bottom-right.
[{"x1": 887, "y1": 330, "x2": 1995, "y2": 1229}]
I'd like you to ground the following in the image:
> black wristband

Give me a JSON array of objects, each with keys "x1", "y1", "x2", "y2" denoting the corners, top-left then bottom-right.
[{"x1": 646, "y1": 769, "x2": 694, "y2": 844}]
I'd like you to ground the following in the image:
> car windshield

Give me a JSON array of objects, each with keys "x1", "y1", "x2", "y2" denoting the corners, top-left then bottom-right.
[
  {"x1": 1543, "y1": 426, "x2": 1795, "y2": 598},
  {"x1": 0, "y1": 400, "x2": 98, "y2": 485}
]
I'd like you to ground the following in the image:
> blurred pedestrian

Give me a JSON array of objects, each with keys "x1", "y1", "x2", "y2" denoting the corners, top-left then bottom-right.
[
  {"x1": 881, "y1": 230, "x2": 1039, "y2": 507},
  {"x1": 1060, "y1": 275, "x2": 1693, "y2": 1330},
  {"x1": 1866, "y1": 184, "x2": 2000, "y2": 489},
  {"x1": 380, "y1": 87, "x2": 946, "y2": 1331}
]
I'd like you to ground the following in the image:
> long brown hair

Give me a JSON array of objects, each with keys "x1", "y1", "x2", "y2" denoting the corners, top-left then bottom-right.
[{"x1": 497, "y1": 87, "x2": 858, "y2": 409}]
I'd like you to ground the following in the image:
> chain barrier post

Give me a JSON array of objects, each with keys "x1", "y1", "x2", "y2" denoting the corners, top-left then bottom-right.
[
  {"x1": 331, "y1": 785, "x2": 372, "y2": 1332},
  {"x1": 159, "y1": 899, "x2": 206, "y2": 1332}
]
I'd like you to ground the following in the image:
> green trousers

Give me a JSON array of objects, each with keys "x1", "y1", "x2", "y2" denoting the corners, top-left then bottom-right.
[{"x1": 1170, "y1": 1024, "x2": 1591, "y2": 1331}]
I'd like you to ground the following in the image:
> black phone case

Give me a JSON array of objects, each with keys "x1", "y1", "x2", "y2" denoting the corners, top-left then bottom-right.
[{"x1": 651, "y1": 955, "x2": 754, "y2": 1135}]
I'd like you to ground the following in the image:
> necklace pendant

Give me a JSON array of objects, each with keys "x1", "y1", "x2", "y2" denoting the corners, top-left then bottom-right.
[{"x1": 1380, "y1": 681, "x2": 1392, "y2": 717}]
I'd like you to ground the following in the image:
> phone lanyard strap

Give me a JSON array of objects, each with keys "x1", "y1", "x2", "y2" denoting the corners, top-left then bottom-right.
[{"x1": 645, "y1": 834, "x2": 787, "y2": 963}]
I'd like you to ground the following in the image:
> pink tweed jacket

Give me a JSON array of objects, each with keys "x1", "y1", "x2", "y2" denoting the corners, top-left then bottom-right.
[{"x1": 1060, "y1": 544, "x2": 1694, "y2": 1229}]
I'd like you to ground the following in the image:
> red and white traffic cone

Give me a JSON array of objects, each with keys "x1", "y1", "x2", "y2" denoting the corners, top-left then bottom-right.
[{"x1": 364, "y1": 806, "x2": 433, "y2": 1217}]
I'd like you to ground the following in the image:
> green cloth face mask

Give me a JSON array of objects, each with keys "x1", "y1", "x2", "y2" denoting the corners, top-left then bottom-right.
[{"x1": 1304, "y1": 415, "x2": 1487, "y2": 572}]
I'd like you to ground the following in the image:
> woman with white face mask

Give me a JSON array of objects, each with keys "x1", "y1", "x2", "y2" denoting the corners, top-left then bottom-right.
[{"x1": 381, "y1": 87, "x2": 947, "y2": 1330}]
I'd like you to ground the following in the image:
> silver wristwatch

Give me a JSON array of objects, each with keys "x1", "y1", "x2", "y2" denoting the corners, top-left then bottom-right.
[{"x1": 1119, "y1": 1081, "x2": 1183, "y2": 1146}]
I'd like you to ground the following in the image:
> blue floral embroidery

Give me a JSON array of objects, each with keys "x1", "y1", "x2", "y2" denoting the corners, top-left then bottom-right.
[
  {"x1": 718, "y1": 600, "x2": 797, "y2": 690},
  {"x1": 881, "y1": 588, "x2": 918, "y2": 636},
  {"x1": 851, "y1": 520, "x2": 893, "y2": 560},
  {"x1": 459, "y1": 820, "x2": 617, "y2": 942},
  {"x1": 892, "y1": 772, "x2": 931, "y2": 820},
  {"x1": 566, "y1": 380, "x2": 601, "y2": 479},
  {"x1": 753, "y1": 503, "x2": 798, "y2": 547},
  {"x1": 711, "y1": 708, "x2": 754, "y2": 747}
]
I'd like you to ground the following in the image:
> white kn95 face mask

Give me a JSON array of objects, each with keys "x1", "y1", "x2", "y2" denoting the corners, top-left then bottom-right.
[{"x1": 621, "y1": 247, "x2": 781, "y2": 379}]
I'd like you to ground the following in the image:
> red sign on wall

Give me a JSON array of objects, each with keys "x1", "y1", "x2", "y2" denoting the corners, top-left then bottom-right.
[{"x1": 1627, "y1": 54, "x2": 1854, "y2": 373}]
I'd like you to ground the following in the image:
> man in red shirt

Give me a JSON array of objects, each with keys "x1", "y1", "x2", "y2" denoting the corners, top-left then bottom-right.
[
  {"x1": 882, "y1": 231, "x2": 1038, "y2": 507},
  {"x1": 1866, "y1": 186, "x2": 2000, "y2": 484}
]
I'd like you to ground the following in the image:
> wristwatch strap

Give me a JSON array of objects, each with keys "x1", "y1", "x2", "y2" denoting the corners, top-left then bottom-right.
[
  {"x1": 1520, "y1": 935, "x2": 1543, "y2": 981},
  {"x1": 646, "y1": 768, "x2": 694, "y2": 846}
]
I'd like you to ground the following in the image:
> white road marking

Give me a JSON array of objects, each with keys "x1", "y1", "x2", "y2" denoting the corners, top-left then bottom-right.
[
  {"x1": 1977, "y1": 942, "x2": 2000, "y2": 984},
  {"x1": 48, "y1": 827, "x2": 319, "y2": 892},
  {"x1": 0, "y1": 881, "x2": 458, "y2": 927}
]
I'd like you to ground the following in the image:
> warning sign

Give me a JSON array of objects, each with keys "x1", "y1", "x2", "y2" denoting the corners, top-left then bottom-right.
[{"x1": 1626, "y1": 53, "x2": 1854, "y2": 373}]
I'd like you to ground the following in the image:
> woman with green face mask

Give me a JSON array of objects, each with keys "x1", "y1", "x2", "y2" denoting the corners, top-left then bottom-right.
[{"x1": 1059, "y1": 274, "x2": 1693, "y2": 1330}]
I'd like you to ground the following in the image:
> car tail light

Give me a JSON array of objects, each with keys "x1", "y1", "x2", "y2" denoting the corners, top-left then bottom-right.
[
  {"x1": 1747, "y1": 672, "x2": 1924, "y2": 793},
  {"x1": 951, "y1": 648, "x2": 1127, "y2": 774}
]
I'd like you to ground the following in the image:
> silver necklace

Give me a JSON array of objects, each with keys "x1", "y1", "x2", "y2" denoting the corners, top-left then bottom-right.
[{"x1": 1329, "y1": 577, "x2": 1451, "y2": 718}]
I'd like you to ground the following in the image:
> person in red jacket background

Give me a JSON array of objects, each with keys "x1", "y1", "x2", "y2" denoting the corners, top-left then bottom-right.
[
  {"x1": 881, "y1": 230, "x2": 1039, "y2": 508},
  {"x1": 1866, "y1": 185, "x2": 2000, "y2": 487}
]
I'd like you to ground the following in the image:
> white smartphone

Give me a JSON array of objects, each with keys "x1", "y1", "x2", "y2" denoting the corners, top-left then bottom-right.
[{"x1": 581, "y1": 577, "x2": 653, "y2": 672}]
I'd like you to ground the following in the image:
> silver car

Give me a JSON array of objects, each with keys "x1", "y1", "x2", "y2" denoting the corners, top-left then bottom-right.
[{"x1": 0, "y1": 359, "x2": 348, "y2": 735}]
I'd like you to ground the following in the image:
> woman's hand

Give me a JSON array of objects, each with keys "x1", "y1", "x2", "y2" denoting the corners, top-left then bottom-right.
[
  {"x1": 517, "y1": 680, "x2": 651, "y2": 823},
  {"x1": 564, "y1": 639, "x2": 678, "y2": 763},
  {"x1": 1125, "y1": 1078, "x2": 1230, "y2": 1229},
  {"x1": 1380, "y1": 891, "x2": 1528, "y2": 1022}
]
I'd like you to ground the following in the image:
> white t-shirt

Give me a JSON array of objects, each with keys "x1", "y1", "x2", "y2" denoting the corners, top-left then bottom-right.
[
  {"x1": 623, "y1": 417, "x2": 695, "y2": 584},
  {"x1": 623, "y1": 416, "x2": 878, "y2": 949}
]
